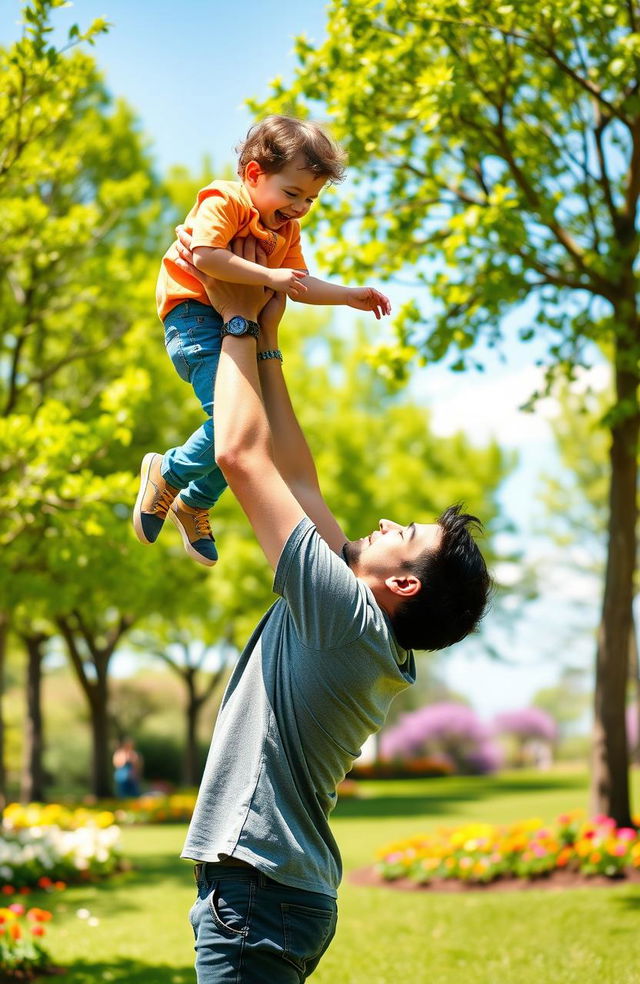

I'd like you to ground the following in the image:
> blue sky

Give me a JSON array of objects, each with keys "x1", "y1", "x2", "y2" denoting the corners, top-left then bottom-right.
[{"x1": 3, "y1": 0, "x2": 601, "y2": 718}]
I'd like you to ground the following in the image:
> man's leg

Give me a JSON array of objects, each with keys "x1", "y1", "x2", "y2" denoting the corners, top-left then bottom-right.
[{"x1": 189, "y1": 863, "x2": 337, "y2": 983}]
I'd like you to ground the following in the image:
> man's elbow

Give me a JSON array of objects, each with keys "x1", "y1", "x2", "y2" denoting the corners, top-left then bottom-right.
[{"x1": 215, "y1": 445, "x2": 254, "y2": 483}]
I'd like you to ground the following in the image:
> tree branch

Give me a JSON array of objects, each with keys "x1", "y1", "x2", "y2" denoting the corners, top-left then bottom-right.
[
  {"x1": 421, "y1": 14, "x2": 629, "y2": 124},
  {"x1": 56, "y1": 615, "x2": 94, "y2": 703}
]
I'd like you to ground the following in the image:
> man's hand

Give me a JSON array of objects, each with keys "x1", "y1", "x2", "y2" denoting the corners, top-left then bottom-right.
[
  {"x1": 175, "y1": 227, "x2": 267, "y2": 322},
  {"x1": 346, "y1": 286, "x2": 391, "y2": 319},
  {"x1": 266, "y1": 267, "x2": 308, "y2": 299}
]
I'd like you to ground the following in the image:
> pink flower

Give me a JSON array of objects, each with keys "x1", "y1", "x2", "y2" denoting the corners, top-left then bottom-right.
[
  {"x1": 618, "y1": 828, "x2": 637, "y2": 842},
  {"x1": 612, "y1": 843, "x2": 628, "y2": 857},
  {"x1": 8, "y1": 904, "x2": 24, "y2": 916}
]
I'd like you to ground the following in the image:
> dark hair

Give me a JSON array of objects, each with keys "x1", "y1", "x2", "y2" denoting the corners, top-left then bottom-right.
[
  {"x1": 236, "y1": 115, "x2": 346, "y2": 184},
  {"x1": 391, "y1": 505, "x2": 492, "y2": 652}
]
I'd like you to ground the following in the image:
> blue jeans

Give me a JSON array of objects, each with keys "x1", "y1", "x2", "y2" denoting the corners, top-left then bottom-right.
[
  {"x1": 189, "y1": 862, "x2": 338, "y2": 983},
  {"x1": 162, "y1": 301, "x2": 228, "y2": 510}
]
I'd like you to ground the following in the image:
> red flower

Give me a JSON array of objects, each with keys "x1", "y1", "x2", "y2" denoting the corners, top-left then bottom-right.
[
  {"x1": 31, "y1": 925, "x2": 45, "y2": 937},
  {"x1": 9, "y1": 923, "x2": 21, "y2": 941},
  {"x1": 1, "y1": 886, "x2": 15, "y2": 896}
]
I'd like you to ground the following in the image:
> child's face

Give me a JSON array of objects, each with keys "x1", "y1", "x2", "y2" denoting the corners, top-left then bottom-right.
[{"x1": 243, "y1": 153, "x2": 328, "y2": 231}]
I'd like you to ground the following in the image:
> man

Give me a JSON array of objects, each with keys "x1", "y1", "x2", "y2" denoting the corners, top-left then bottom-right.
[{"x1": 170, "y1": 233, "x2": 491, "y2": 983}]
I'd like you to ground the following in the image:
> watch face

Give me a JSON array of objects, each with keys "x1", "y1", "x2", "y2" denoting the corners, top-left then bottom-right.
[{"x1": 226, "y1": 317, "x2": 247, "y2": 335}]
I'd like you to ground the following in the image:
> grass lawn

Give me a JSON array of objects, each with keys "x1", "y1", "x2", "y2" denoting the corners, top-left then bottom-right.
[{"x1": 34, "y1": 767, "x2": 640, "y2": 983}]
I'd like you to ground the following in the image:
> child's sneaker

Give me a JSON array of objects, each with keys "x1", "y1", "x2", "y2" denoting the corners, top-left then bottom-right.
[
  {"x1": 133, "y1": 452, "x2": 179, "y2": 545},
  {"x1": 168, "y1": 496, "x2": 218, "y2": 567}
]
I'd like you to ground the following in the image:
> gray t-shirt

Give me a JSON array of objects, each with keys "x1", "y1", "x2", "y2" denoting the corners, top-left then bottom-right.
[{"x1": 181, "y1": 517, "x2": 416, "y2": 898}]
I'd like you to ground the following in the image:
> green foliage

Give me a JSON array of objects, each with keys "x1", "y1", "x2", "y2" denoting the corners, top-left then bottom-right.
[{"x1": 253, "y1": 0, "x2": 640, "y2": 385}]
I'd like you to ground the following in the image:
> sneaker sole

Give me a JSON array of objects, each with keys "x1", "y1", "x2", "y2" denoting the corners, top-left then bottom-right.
[
  {"x1": 132, "y1": 452, "x2": 161, "y2": 545},
  {"x1": 168, "y1": 504, "x2": 218, "y2": 568}
]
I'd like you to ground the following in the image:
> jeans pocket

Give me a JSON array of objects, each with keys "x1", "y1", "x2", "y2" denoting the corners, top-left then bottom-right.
[
  {"x1": 165, "y1": 325, "x2": 191, "y2": 382},
  {"x1": 208, "y1": 880, "x2": 254, "y2": 938},
  {"x1": 280, "y1": 902, "x2": 337, "y2": 975}
]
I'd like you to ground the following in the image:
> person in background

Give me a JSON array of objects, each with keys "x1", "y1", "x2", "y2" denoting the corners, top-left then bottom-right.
[{"x1": 112, "y1": 737, "x2": 143, "y2": 798}]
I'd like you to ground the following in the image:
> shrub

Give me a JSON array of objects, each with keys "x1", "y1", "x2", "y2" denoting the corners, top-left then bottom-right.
[{"x1": 380, "y1": 702, "x2": 501, "y2": 775}]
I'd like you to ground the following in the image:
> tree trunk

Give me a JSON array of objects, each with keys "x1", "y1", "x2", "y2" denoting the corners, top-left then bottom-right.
[
  {"x1": 90, "y1": 683, "x2": 113, "y2": 799},
  {"x1": 20, "y1": 633, "x2": 47, "y2": 803},
  {"x1": 591, "y1": 359, "x2": 639, "y2": 825},
  {"x1": 0, "y1": 613, "x2": 8, "y2": 811},
  {"x1": 184, "y1": 680, "x2": 199, "y2": 788}
]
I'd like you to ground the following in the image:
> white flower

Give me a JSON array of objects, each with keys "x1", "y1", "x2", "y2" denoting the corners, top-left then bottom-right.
[{"x1": 76, "y1": 908, "x2": 91, "y2": 919}]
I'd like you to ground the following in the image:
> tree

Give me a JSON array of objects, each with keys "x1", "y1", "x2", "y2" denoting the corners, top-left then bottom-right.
[
  {"x1": 134, "y1": 631, "x2": 231, "y2": 786},
  {"x1": 254, "y1": 0, "x2": 640, "y2": 825},
  {"x1": 0, "y1": 0, "x2": 183, "y2": 799}
]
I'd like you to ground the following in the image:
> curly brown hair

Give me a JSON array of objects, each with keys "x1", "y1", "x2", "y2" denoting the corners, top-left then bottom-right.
[{"x1": 237, "y1": 115, "x2": 346, "y2": 184}]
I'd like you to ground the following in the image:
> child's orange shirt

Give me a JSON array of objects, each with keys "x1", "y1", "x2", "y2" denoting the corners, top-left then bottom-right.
[{"x1": 156, "y1": 180, "x2": 308, "y2": 321}]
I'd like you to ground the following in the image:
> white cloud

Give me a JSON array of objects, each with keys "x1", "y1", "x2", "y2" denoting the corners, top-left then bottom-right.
[{"x1": 414, "y1": 362, "x2": 611, "y2": 448}]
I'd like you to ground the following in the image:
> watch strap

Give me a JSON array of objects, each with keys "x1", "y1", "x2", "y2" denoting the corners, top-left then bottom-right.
[{"x1": 221, "y1": 318, "x2": 260, "y2": 339}]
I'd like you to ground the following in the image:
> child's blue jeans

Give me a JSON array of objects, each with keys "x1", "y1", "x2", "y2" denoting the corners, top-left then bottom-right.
[
  {"x1": 189, "y1": 862, "x2": 338, "y2": 983},
  {"x1": 161, "y1": 300, "x2": 228, "y2": 511}
]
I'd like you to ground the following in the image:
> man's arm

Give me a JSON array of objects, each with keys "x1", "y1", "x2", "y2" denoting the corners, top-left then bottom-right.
[
  {"x1": 175, "y1": 233, "x2": 346, "y2": 569},
  {"x1": 257, "y1": 292, "x2": 347, "y2": 553}
]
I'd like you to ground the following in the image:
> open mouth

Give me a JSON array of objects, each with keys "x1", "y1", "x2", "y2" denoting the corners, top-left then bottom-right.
[{"x1": 275, "y1": 209, "x2": 291, "y2": 223}]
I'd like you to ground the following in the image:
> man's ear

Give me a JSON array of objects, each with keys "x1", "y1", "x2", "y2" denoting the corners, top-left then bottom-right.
[
  {"x1": 244, "y1": 160, "x2": 262, "y2": 186},
  {"x1": 384, "y1": 574, "x2": 421, "y2": 599}
]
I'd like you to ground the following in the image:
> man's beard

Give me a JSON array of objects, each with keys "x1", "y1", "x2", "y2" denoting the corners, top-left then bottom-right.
[{"x1": 341, "y1": 539, "x2": 363, "y2": 568}]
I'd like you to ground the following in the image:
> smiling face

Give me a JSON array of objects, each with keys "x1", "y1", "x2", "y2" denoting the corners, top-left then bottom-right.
[
  {"x1": 243, "y1": 153, "x2": 328, "y2": 231},
  {"x1": 343, "y1": 519, "x2": 443, "y2": 606}
]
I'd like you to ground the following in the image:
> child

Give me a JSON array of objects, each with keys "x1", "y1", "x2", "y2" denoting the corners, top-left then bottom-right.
[{"x1": 133, "y1": 115, "x2": 391, "y2": 567}]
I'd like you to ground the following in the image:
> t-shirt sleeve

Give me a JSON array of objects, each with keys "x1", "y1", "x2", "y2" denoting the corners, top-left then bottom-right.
[
  {"x1": 273, "y1": 518, "x2": 370, "y2": 650},
  {"x1": 282, "y1": 222, "x2": 307, "y2": 271},
  {"x1": 191, "y1": 187, "x2": 246, "y2": 250}
]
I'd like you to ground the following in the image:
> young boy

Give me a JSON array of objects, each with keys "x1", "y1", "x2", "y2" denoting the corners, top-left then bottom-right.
[{"x1": 133, "y1": 115, "x2": 391, "y2": 567}]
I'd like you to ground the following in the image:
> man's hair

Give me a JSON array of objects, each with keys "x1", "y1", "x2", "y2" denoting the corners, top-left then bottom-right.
[
  {"x1": 391, "y1": 505, "x2": 492, "y2": 652},
  {"x1": 236, "y1": 115, "x2": 346, "y2": 184}
]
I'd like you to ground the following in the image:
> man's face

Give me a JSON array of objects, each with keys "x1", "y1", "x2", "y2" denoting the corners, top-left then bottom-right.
[
  {"x1": 244, "y1": 153, "x2": 328, "y2": 231},
  {"x1": 344, "y1": 519, "x2": 442, "y2": 583}
]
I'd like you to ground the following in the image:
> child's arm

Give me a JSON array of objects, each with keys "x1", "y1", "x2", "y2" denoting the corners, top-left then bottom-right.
[
  {"x1": 192, "y1": 245, "x2": 307, "y2": 299},
  {"x1": 298, "y1": 276, "x2": 391, "y2": 320}
]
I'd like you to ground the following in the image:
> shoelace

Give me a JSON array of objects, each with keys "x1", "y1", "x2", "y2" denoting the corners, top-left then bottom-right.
[
  {"x1": 193, "y1": 511, "x2": 213, "y2": 539},
  {"x1": 152, "y1": 485, "x2": 177, "y2": 519}
]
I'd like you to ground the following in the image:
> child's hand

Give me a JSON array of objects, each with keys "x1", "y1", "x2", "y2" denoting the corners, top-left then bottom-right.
[
  {"x1": 268, "y1": 268, "x2": 308, "y2": 299},
  {"x1": 346, "y1": 287, "x2": 391, "y2": 319}
]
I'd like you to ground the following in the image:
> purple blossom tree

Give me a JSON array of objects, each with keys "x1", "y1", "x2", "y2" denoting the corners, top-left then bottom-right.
[
  {"x1": 493, "y1": 708, "x2": 557, "y2": 768},
  {"x1": 493, "y1": 708, "x2": 558, "y2": 743},
  {"x1": 380, "y1": 702, "x2": 501, "y2": 775}
]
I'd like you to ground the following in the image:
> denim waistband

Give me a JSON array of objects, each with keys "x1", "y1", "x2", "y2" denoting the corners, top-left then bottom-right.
[{"x1": 193, "y1": 859, "x2": 256, "y2": 884}]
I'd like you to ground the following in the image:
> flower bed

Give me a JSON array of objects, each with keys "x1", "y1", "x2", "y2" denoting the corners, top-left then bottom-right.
[
  {"x1": 0, "y1": 904, "x2": 56, "y2": 980},
  {"x1": 376, "y1": 811, "x2": 640, "y2": 886},
  {"x1": 1, "y1": 808, "x2": 123, "y2": 892},
  {"x1": 3, "y1": 792, "x2": 197, "y2": 829}
]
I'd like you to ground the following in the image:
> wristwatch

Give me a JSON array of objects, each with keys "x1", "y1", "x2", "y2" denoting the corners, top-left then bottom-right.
[{"x1": 221, "y1": 317, "x2": 260, "y2": 339}]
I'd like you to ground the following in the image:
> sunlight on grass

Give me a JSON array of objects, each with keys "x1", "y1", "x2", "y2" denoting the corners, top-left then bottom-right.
[{"x1": 30, "y1": 768, "x2": 640, "y2": 983}]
